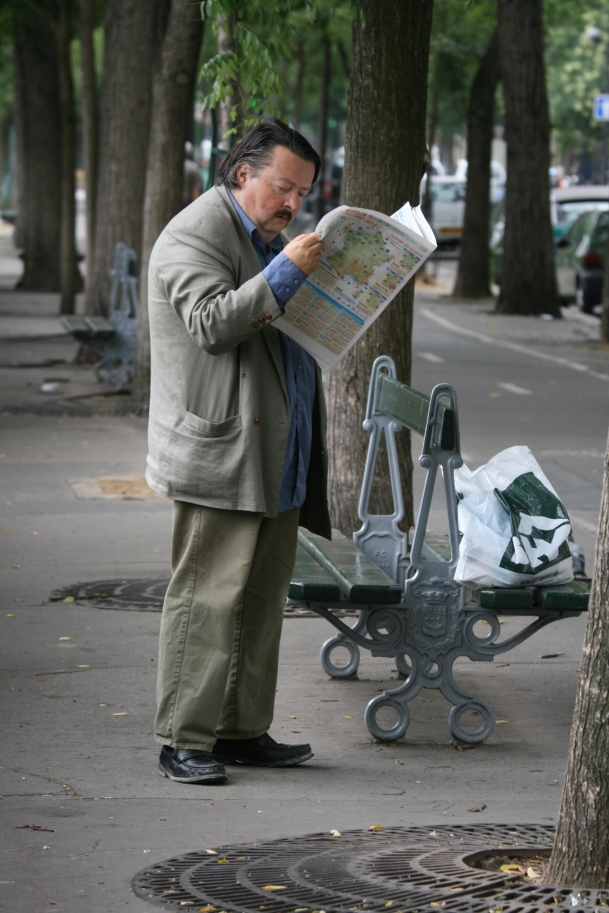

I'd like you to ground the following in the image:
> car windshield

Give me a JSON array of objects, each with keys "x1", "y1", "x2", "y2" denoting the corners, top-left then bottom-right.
[
  {"x1": 429, "y1": 182, "x2": 466, "y2": 202},
  {"x1": 556, "y1": 199, "x2": 609, "y2": 224}
]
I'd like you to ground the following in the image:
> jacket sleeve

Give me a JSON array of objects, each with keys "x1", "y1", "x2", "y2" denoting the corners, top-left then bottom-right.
[{"x1": 150, "y1": 221, "x2": 283, "y2": 356}]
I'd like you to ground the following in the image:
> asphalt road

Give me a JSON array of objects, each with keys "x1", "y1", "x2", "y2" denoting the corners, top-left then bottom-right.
[{"x1": 0, "y1": 280, "x2": 606, "y2": 913}]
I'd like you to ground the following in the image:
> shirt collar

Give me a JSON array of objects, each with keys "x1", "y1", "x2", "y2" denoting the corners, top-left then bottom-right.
[{"x1": 227, "y1": 189, "x2": 283, "y2": 254}]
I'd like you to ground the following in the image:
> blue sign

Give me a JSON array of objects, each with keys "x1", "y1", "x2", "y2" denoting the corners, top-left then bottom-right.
[{"x1": 594, "y1": 94, "x2": 609, "y2": 122}]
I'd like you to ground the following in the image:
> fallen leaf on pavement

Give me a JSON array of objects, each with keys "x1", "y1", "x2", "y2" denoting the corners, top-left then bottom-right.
[
  {"x1": 6, "y1": 614, "x2": 15, "y2": 618},
  {"x1": 59, "y1": 637, "x2": 71, "y2": 642},
  {"x1": 430, "y1": 902, "x2": 446, "y2": 908},
  {"x1": 467, "y1": 804, "x2": 486, "y2": 813},
  {"x1": 369, "y1": 824, "x2": 384, "y2": 831},
  {"x1": 527, "y1": 866, "x2": 541, "y2": 879},
  {"x1": 330, "y1": 829, "x2": 341, "y2": 837},
  {"x1": 217, "y1": 858, "x2": 229, "y2": 864},
  {"x1": 204, "y1": 849, "x2": 218, "y2": 855},
  {"x1": 344, "y1": 716, "x2": 352, "y2": 719},
  {"x1": 288, "y1": 715, "x2": 297, "y2": 719},
  {"x1": 113, "y1": 712, "x2": 127, "y2": 716},
  {"x1": 198, "y1": 906, "x2": 217, "y2": 912},
  {"x1": 261, "y1": 885, "x2": 287, "y2": 891},
  {"x1": 500, "y1": 864, "x2": 523, "y2": 874},
  {"x1": 540, "y1": 653, "x2": 565, "y2": 659},
  {"x1": 11, "y1": 564, "x2": 21, "y2": 569},
  {"x1": 496, "y1": 720, "x2": 508, "y2": 724},
  {"x1": 62, "y1": 597, "x2": 75, "y2": 603},
  {"x1": 429, "y1": 831, "x2": 441, "y2": 838}
]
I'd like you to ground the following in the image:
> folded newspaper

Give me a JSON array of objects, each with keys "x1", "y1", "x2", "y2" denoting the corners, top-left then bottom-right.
[{"x1": 275, "y1": 202, "x2": 437, "y2": 370}]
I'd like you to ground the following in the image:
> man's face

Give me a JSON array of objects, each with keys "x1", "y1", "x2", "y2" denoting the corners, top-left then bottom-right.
[{"x1": 232, "y1": 145, "x2": 316, "y2": 242}]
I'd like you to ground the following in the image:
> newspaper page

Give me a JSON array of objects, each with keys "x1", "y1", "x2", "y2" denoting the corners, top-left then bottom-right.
[{"x1": 274, "y1": 202, "x2": 437, "y2": 371}]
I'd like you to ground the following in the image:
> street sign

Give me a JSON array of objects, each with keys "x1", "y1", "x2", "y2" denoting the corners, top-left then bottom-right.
[{"x1": 594, "y1": 94, "x2": 609, "y2": 121}]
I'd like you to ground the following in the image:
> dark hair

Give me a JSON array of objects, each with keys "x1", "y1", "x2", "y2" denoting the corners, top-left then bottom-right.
[{"x1": 215, "y1": 118, "x2": 320, "y2": 187}]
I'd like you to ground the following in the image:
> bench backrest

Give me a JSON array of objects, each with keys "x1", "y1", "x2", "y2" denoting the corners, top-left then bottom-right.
[{"x1": 353, "y1": 355, "x2": 462, "y2": 596}]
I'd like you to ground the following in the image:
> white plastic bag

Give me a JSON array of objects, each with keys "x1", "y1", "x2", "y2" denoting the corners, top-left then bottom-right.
[{"x1": 454, "y1": 445, "x2": 573, "y2": 589}]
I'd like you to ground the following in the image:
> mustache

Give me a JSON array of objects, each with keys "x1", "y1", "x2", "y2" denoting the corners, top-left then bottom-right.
[{"x1": 275, "y1": 208, "x2": 293, "y2": 221}]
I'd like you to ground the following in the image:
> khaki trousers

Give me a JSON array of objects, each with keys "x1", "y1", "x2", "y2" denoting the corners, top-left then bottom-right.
[{"x1": 154, "y1": 501, "x2": 300, "y2": 750}]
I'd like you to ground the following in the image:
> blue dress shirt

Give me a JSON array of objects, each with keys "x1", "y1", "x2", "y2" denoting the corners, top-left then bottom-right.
[{"x1": 227, "y1": 191, "x2": 317, "y2": 513}]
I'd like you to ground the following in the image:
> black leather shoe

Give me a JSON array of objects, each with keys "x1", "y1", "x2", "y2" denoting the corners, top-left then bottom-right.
[
  {"x1": 158, "y1": 746, "x2": 227, "y2": 783},
  {"x1": 211, "y1": 733, "x2": 313, "y2": 767}
]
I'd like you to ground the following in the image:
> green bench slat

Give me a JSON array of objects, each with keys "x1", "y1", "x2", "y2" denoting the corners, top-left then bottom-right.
[
  {"x1": 61, "y1": 315, "x2": 115, "y2": 339},
  {"x1": 534, "y1": 580, "x2": 590, "y2": 611},
  {"x1": 288, "y1": 545, "x2": 341, "y2": 602},
  {"x1": 377, "y1": 375, "x2": 456, "y2": 450},
  {"x1": 471, "y1": 588, "x2": 534, "y2": 610},
  {"x1": 298, "y1": 528, "x2": 402, "y2": 605}
]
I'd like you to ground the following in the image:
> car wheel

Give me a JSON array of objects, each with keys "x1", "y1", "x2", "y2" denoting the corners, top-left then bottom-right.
[{"x1": 581, "y1": 285, "x2": 600, "y2": 315}]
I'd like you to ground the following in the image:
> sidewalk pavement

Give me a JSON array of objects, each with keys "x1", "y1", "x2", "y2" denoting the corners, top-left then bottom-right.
[{"x1": 0, "y1": 242, "x2": 604, "y2": 912}]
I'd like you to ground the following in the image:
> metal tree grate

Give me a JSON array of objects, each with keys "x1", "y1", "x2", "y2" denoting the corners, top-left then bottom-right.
[
  {"x1": 49, "y1": 578, "x2": 355, "y2": 616},
  {"x1": 131, "y1": 825, "x2": 609, "y2": 913}
]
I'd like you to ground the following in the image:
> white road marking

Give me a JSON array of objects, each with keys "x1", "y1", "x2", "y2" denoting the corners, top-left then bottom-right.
[
  {"x1": 419, "y1": 351, "x2": 445, "y2": 364},
  {"x1": 420, "y1": 308, "x2": 609, "y2": 382},
  {"x1": 497, "y1": 382, "x2": 532, "y2": 395},
  {"x1": 570, "y1": 515, "x2": 599, "y2": 534}
]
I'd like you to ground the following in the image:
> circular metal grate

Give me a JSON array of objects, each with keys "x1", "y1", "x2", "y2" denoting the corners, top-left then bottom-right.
[
  {"x1": 49, "y1": 578, "x2": 355, "y2": 616},
  {"x1": 132, "y1": 825, "x2": 609, "y2": 913}
]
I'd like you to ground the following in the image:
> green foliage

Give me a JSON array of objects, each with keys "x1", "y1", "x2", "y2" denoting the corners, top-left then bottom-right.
[
  {"x1": 199, "y1": 0, "x2": 356, "y2": 135},
  {"x1": 545, "y1": 2, "x2": 609, "y2": 163},
  {"x1": 427, "y1": 0, "x2": 497, "y2": 147},
  {"x1": 200, "y1": 0, "x2": 302, "y2": 130}
]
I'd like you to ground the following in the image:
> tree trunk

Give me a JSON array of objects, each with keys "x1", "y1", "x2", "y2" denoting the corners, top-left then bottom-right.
[
  {"x1": 133, "y1": 0, "x2": 203, "y2": 405},
  {"x1": 496, "y1": 0, "x2": 559, "y2": 317},
  {"x1": 85, "y1": 0, "x2": 169, "y2": 317},
  {"x1": 453, "y1": 28, "x2": 499, "y2": 300},
  {"x1": 13, "y1": 6, "x2": 62, "y2": 291},
  {"x1": 545, "y1": 427, "x2": 609, "y2": 888},
  {"x1": 313, "y1": 33, "x2": 331, "y2": 223},
  {"x1": 79, "y1": 0, "x2": 99, "y2": 286},
  {"x1": 325, "y1": 0, "x2": 433, "y2": 536},
  {"x1": 57, "y1": 0, "x2": 78, "y2": 314},
  {"x1": 292, "y1": 47, "x2": 306, "y2": 132}
]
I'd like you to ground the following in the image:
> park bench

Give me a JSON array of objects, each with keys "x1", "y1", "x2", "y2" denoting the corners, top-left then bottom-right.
[
  {"x1": 287, "y1": 355, "x2": 590, "y2": 745},
  {"x1": 61, "y1": 242, "x2": 138, "y2": 392}
]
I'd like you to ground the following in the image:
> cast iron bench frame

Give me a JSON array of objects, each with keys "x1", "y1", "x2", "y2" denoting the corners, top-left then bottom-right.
[
  {"x1": 287, "y1": 355, "x2": 589, "y2": 744},
  {"x1": 61, "y1": 242, "x2": 138, "y2": 392}
]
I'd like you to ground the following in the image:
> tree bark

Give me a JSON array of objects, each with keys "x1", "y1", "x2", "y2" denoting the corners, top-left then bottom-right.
[
  {"x1": 57, "y1": 0, "x2": 78, "y2": 314},
  {"x1": 13, "y1": 5, "x2": 62, "y2": 290},
  {"x1": 133, "y1": 0, "x2": 203, "y2": 405},
  {"x1": 545, "y1": 427, "x2": 609, "y2": 888},
  {"x1": 313, "y1": 33, "x2": 331, "y2": 223},
  {"x1": 496, "y1": 0, "x2": 559, "y2": 316},
  {"x1": 85, "y1": 0, "x2": 169, "y2": 317},
  {"x1": 325, "y1": 0, "x2": 433, "y2": 536},
  {"x1": 79, "y1": 0, "x2": 99, "y2": 286},
  {"x1": 453, "y1": 28, "x2": 499, "y2": 300}
]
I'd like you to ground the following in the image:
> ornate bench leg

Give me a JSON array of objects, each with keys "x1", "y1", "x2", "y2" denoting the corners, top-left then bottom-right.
[
  {"x1": 364, "y1": 651, "x2": 422, "y2": 741},
  {"x1": 320, "y1": 611, "x2": 367, "y2": 678},
  {"x1": 320, "y1": 634, "x2": 360, "y2": 678},
  {"x1": 440, "y1": 652, "x2": 495, "y2": 745}
]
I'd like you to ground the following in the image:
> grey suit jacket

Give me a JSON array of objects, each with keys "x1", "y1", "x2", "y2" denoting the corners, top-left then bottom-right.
[{"x1": 146, "y1": 185, "x2": 331, "y2": 538}]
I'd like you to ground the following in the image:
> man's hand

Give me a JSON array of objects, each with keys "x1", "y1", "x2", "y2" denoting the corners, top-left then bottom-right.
[{"x1": 283, "y1": 233, "x2": 323, "y2": 275}]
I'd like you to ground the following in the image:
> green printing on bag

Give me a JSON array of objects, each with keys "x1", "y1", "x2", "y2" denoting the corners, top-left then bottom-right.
[{"x1": 495, "y1": 472, "x2": 571, "y2": 575}]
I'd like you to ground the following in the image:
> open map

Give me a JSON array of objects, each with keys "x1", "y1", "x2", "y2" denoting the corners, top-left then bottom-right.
[{"x1": 275, "y1": 205, "x2": 436, "y2": 370}]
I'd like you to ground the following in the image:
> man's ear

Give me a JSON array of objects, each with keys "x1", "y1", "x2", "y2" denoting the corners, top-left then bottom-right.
[{"x1": 235, "y1": 163, "x2": 250, "y2": 187}]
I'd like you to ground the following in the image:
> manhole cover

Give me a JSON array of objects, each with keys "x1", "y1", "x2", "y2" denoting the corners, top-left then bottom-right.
[
  {"x1": 49, "y1": 579, "x2": 355, "y2": 616},
  {"x1": 132, "y1": 825, "x2": 609, "y2": 913}
]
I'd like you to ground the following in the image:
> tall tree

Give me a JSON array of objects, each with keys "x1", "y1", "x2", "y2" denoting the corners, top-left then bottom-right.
[
  {"x1": 85, "y1": 0, "x2": 170, "y2": 317},
  {"x1": 13, "y1": 3, "x2": 62, "y2": 290},
  {"x1": 324, "y1": 0, "x2": 433, "y2": 535},
  {"x1": 545, "y1": 427, "x2": 609, "y2": 887},
  {"x1": 133, "y1": 0, "x2": 204, "y2": 404},
  {"x1": 79, "y1": 0, "x2": 99, "y2": 289},
  {"x1": 56, "y1": 0, "x2": 78, "y2": 313},
  {"x1": 496, "y1": 0, "x2": 559, "y2": 317},
  {"x1": 453, "y1": 28, "x2": 499, "y2": 299}
]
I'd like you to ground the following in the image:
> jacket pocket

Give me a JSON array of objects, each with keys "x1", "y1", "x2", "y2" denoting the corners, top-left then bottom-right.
[{"x1": 183, "y1": 411, "x2": 242, "y2": 436}]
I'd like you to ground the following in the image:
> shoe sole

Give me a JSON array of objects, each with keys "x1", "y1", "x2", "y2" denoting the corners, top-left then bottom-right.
[
  {"x1": 210, "y1": 750, "x2": 314, "y2": 768},
  {"x1": 158, "y1": 762, "x2": 227, "y2": 784}
]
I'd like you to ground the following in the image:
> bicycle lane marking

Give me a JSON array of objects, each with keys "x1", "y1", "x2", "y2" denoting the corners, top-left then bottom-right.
[{"x1": 420, "y1": 308, "x2": 609, "y2": 383}]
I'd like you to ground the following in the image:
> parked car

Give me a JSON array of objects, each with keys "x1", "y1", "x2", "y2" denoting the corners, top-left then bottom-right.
[
  {"x1": 490, "y1": 185, "x2": 609, "y2": 286},
  {"x1": 555, "y1": 208, "x2": 609, "y2": 313},
  {"x1": 420, "y1": 175, "x2": 466, "y2": 246},
  {"x1": 454, "y1": 158, "x2": 506, "y2": 203}
]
